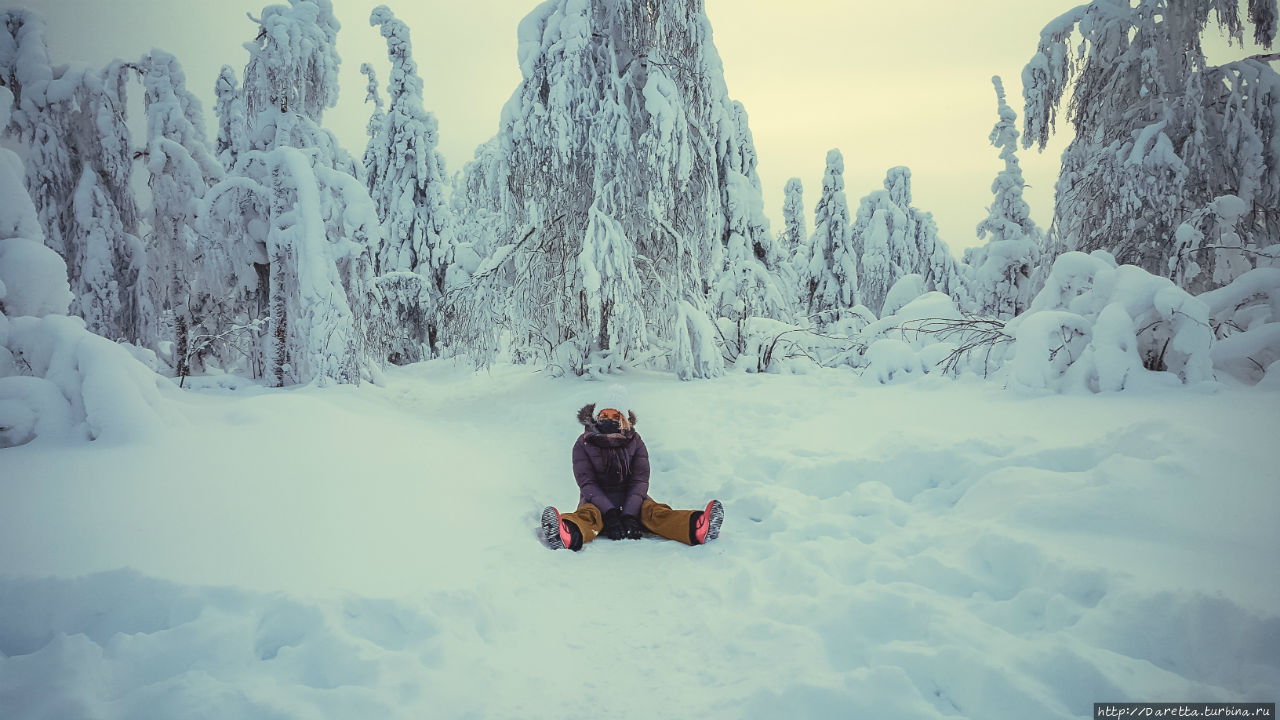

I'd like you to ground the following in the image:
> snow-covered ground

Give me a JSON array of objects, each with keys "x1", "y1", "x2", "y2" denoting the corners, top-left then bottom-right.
[{"x1": 1, "y1": 364, "x2": 1277, "y2": 719}]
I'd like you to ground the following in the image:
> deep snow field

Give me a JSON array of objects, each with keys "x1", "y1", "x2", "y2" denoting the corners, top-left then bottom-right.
[{"x1": 1, "y1": 362, "x2": 1277, "y2": 719}]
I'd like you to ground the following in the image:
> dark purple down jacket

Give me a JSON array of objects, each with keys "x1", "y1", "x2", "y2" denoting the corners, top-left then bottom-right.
[{"x1": 572, "y1": 404, "x2": 650, "y2": 516}]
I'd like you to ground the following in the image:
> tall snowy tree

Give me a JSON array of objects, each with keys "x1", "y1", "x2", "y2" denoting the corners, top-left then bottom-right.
[
  {"x1": 804, "y1": 149, "x2": 858, "y2": 325},
  {"x1": 779, "y1": 177, "x2": 807, "y2": 311},
  {"x1": 1023, "y1": 0, "x2": 1279, "y2": 290},
  {"x1": 850, "y1": 192, "x2": 901, "y2": 320},
  {"x1": 443, "y1": 137, "x2": 512, "y2": 367},
  {"x1": 451, "y1": 0, "x2": 781, "y2": 377},
  {"x1": 713, "y1": 100, "x2": 787, "y2": 330},
  {"x1": 851, "y1": 167, "x2": 964, "y2": 316},
  {"x1": 1, "y1": 12, "x2": 144, "y2": 343},
  {"x1": 781, "y1": 177, "x2": 806, "y2": 259},
  {"x1": 363, "y1": 5, "x2": 456, "y2": 362},
  {"x1": 965, "y1": 76, "x2": 1044, "y2": 319},
  {"x1": 212, "y1": 65, "x2": 247, "y2": 169},
  {"x1": 138, "y1": 50, "x2": 226, "y2": 378},
  {"x1": 202, "y1": 0, "x2": 382, "y2": 386}
]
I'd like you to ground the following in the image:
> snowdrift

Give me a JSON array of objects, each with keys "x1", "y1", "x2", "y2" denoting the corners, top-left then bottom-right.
[{"x1": 0, "y1": 238, "x2": 180, "y2": 447}]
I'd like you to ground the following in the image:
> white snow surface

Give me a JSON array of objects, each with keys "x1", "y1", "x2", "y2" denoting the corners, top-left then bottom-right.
[{"x1": 1, "y1": 363, "x2": 1277, "y2": 719}]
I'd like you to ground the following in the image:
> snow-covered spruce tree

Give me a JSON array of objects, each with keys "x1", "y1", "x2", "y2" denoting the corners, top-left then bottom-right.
[
  {"x1": 442, "y1": 137, "x2": 511, "y2": 367},
  {"x1": 363, "y1": 5, "x2": 456, "y2": 363},
  {"x1": 194, "y1": 65, "x2": 275, "y2": 378},
  {"x1": 854, "y1": 200, "x2": 900, "y2": 320},
  {"x1": 452, "y1": 0, "x2": 784, "y2": 377},
  {"x1": 1022, "y1": 0, "x2": 1279, "y2": 290},
  {"x1": 851, "y1": 167, "x2": 964, "y2": 316},
  {"x1": 138, "y1": 50, "x2": 226, "y2": 379},
  {"x1": 212, "y1": 65, "x2": 248, "y2": 170},
  {"x1": 201, "y1": 0, "x2": 381, "y2": 386},
  {"x1": 363, "y1": 62, "x2": 432, "y2": 366},
  {"x1": 1, "y1": 12, "x2": 144, "y2": 343},
  {"x1": 780, "y1": 178, "x2": 806, "y2": 258},
  {"x1": 804, "y1": 149, "x2": 858, "y2": 326},
  {"x1": 965, "y1": 76, "x2": 1044, "y2": 319},
  {"x1": 778, "y1": 177, "x2": 808, "y2": 311},
  {"x1": 714, "y1": 100, "x2": 788, "y2": 344}
]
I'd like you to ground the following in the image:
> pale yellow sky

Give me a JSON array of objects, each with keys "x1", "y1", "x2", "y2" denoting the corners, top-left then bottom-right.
[{"x1": 12, "y1": 0, "x2": 1271, "y2": 255}]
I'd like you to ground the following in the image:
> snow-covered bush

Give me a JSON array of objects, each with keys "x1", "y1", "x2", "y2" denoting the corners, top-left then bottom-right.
[
  {"x1": 864, "y1": 338, "x2": 925, "y2": 384},
  {"x1": 753, "y1": 321, "x2": 863, "y2": 375},
  {"x1": 726, "y1": 291, "x2": 977, "y2": 380},
  {"x1": 1007, "y1": 310, "x2": 1094, "y2": 392},
  {"x1": 1, "y1": 314, "x2": 180, "y2": 446},
  {"x1": 1005, "y1": 252, "x2": 1214, "y2": 393},
  {"x1": 828, "y1": 253, "x2": 1223, "y2": 392},
  {"x1": 857, "y1": 292, "x2": 986, "y2": 379},
  {"x1": 1199, "y1": 267, "x2": 1280, "y2": 384},
  {"x1": 0, "y1": 231, "x2": 177, "y2": 447}
]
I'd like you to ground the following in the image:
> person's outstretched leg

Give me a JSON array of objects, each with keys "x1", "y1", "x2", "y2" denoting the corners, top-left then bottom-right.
[
  {"x1": 640, "y1": 498, "x2": 723, "y2": 545},
  {"x1": 541, "y1": 506, "x2": 580, "y2": 550},
  {"x1": 693, "y1": 499, "x2": 723, "y2": 544},
  {"x1": 542, "y1": 503, "x2": 605, "y2": 550},
  {"x1": 561, "y1": 503, "x2": 604, "y2": 543}
]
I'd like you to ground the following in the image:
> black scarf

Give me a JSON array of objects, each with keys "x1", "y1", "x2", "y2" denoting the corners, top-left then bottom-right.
[{"x1": 586, "y1": 428, "x2": 633, "y2": 485}]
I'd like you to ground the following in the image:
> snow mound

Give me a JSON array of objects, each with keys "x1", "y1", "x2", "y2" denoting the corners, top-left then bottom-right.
[
  {"x1": 865, "y1": 337, "x2": 924, "y2": 384},
  {"x1": 1199, "y1": 268, "x2": 1280, "y2": 385},
  {"x1": 2, "y1": 314, "x2": 181, "y2": 446},
  {"x1": 881, "y1": 273, "x2": 927, "y2": 317},
  {"x1": 1006, "y1": 252, "x2": 1213, "y2": 392},
  {"x1": 0, "y1": 238, "x2": 75, "y2": 318},
  {"x1": 0, "y1": 230, "x2": 180, "y2": 446}
]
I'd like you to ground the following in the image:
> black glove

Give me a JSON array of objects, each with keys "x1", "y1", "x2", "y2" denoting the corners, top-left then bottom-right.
[
  {"x1": 602, "y1": 508, "x2": 625, "y2": 540},
  {"x1": 622, "y1": 514, "x2": 644, "y2": 540}
]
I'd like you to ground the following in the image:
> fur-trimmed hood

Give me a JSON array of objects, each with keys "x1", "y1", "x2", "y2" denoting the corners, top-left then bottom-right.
[{"x1": 577, "y1": 403, "x2": 638, "y2": 430}]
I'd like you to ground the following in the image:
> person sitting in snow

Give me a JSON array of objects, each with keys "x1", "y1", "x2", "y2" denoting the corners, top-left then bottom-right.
[{"x1": 541, "y1": 387, "x2": 724, "y2": 551}]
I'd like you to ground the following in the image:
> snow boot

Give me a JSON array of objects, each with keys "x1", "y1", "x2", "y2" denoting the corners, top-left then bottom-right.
[
  {"x1": 542, "y1": 506, "x2": 583, "y2": 551},
  {"x1": 692, "y1": 499, "x2": 724, "y2": 545}
]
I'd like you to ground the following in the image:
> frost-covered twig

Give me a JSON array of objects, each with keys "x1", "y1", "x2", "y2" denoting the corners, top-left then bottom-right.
[
  {"x1": 747, "y1": 326, "x2": 865, "y2": 372},
  {"x1": 1173, "y1": 244, "x2": 1278, "y2": 261},
  {"x1": 712, "y1": 317, "x2": 738, "y2": 363},
  {"x1": 888, "y1": 314, "x2": 1014, "y2": 377}
]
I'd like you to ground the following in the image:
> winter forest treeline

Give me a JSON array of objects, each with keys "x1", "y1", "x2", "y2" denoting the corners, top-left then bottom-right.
[{"x1": 1, "y1": 0, "x2": 1279, "y2": 442}]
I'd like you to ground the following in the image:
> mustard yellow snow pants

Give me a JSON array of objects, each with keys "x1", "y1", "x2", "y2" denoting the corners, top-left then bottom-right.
[{"x1": 560, "y1": 499, "x2": 700, "y2": 546}]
